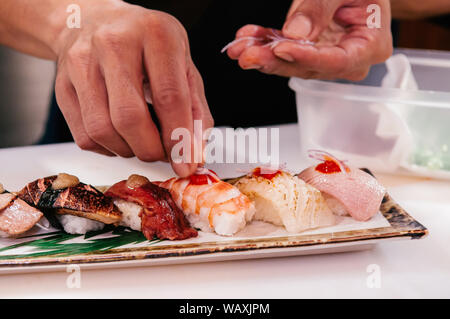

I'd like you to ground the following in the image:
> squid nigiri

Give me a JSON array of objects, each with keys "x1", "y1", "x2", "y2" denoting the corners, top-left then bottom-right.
[
  {"x1": 231, "y1": 167, "x2": 336, "y2": 233},
  {"x1": 157, "y1": 168, "x2": 255, "y2": 236},
  {"x1": 297, "y1": 150, "x2": 386, "y2": 222}
]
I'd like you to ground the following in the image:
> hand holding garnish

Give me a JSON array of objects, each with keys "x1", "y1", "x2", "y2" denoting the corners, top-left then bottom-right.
[{"x1": 225, "y1": 0, "x2": 393, "y2": 81}]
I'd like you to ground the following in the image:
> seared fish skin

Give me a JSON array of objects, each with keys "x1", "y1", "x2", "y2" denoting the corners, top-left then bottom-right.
[
  {"x1": 0, "y1": 190, "x2": 43, "y2": 237},
  {"x1": 17, "y1": 176, "x2": 121, "y2": 225}
]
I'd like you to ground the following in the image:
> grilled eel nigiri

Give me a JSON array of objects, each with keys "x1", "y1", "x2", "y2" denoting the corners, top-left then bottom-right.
[
  {"x1": 0, "y1": 183, "x2": 43, "y2": 237},
  {"x1": 17, "y1": 173, "x2": 121, "y2": 226}
]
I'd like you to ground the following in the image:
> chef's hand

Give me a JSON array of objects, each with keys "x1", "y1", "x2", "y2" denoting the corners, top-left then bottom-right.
[
  {"x1": 226, "y1": 0, "x2": 393, "y2": 81},
  {"x1": 54, "y1": 0, "x2": 213, "y2": 177}
]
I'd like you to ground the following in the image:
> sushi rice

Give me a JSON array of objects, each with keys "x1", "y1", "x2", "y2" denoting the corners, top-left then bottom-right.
[
  {"x1": 112, "y1": 199, "x2": 142, "y2": 231},
  {"x1": 57, "y1": 214, "x2": 105, "y2": 234}
]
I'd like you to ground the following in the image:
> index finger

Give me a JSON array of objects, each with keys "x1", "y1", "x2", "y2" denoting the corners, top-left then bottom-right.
[
  {"x1": 225, "y1": 24, "x2": 270, "y2": 60},
  {"x1": 143, "y1": 26, "x2": 196, "y2": 177}
]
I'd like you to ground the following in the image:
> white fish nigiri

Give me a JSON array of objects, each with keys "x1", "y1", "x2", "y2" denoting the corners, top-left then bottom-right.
[
  {"x1": 232, "y1": 167, "x2": 335, "y2": 233},
  {"x1": 298, "y1": 150, "x2": 386, "y2": 222},
  {"x1": 157, "y1": 168, "x2": 255, "y2": 236}
]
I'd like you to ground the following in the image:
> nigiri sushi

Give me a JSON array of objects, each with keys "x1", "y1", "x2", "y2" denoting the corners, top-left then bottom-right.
[
  {"x1": 0, "y1": 183, "x2": 44, "y2": 237},
  {"x1": 157, "y1": 168, "x2": 255, "y2": 236},
  {"x1": 105, "y1": 174, "x2": 198, "y2": 240},
  {"x1": 297, "y1": 150, "x2": 386, "y2": 222},
  {"x1": 17, "y1": 173, "x2": 121, "y2": 234},
  {"x1": 231, "y1": 167, "x2": 335, "y2": 233}
]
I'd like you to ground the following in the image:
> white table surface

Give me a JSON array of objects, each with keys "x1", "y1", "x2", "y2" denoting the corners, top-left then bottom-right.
[{"x1": 0, "y1": 124, "x2": 449, "y2": 299}]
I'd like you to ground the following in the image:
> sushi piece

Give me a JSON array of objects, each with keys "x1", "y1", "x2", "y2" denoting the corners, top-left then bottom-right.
[
  {"x1": 105, "y1": 174, "x2": 198, "y2": 240},
  {"x1": 157, "y1": 167, "x2": 255, "y2": 236},
  {"x1": 297, "y1": 150, "x2": 386, "y2": 222},
  {"x1": 0, "y1": 183, "x2": 44, "y2": 237},
  {"x1": 17, "y1": 173, "x2": 121, "y2": 234},
  {"x1": 231, "y1": 167, "x2": 335, "y2": 233}
]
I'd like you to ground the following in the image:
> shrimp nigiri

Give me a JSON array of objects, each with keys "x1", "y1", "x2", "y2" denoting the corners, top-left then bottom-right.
[
  {"x1": 297, "y1": 150, "x2": 386, "y2": 222},
  {"x1": 157, "y1": 168, "x2": 255, "y2": 236}
]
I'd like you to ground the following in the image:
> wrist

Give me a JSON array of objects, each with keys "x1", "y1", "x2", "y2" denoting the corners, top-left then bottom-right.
[{"x1": 50, "y1": 0, "x2": 124, "y2": 58}]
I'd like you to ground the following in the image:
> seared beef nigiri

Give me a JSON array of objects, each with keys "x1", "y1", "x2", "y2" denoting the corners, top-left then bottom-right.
[{"x1": 105, "y1": 175, "x2": 198, "y2": 241}]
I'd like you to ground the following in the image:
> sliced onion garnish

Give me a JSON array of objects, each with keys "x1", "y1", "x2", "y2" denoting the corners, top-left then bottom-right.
[
  {"x1": 237, "y1": 163, "x2": 287, "y2": 176},
  {"x1": 220, "y1": 36, "x2": 264, "y2": 53},
  {"x1": 266, "y1": 28, "x2": 307, "y2": 42},
  {"x1": 195, "y1": 166, "x2": 220, "y2": 181},
  {"x1": 263, "y1": 29, "x2": 315, "y2": 49},
  {"x1": 195, "y1": 165, "x2": 209, "y2": 175},
  {"x1": 258, "y1": 162, "x2": 287, "y2": 175},
  {"x1": 35, "y1": 217, "x2": 51, "y2": 230},
  {"x1": 264, "y1": 37, "x2": 315, "y2": 49},
  {"x1": 221, "y1": 30, "x2": 315, "y2": 54},
  {"x1": 307, "y1": 149, "x2": 350, "y2": 173}
]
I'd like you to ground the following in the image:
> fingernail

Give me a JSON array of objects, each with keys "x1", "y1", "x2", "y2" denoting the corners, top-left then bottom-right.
[
  {"x1": 275, "y1": 52, "x2": 295, "y2": 62},
  {"x1": 174, "y1": 163, "x2": 195, "y2": 178},
  {"x1": 284, "y1": 14, "x2": 312, "y2": 39},
  {"x1": 243, "y1": 64, "x2": 262, "y2": 70}
]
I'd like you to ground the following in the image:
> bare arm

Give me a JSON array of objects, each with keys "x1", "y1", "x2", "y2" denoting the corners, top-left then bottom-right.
[
  {"x1": 0, "y1": 0, "x2": 213, "y2": 177},
  {"x1": 0, "y1": 0, "x2": 86, "y2": 59},
  {"x1": 391, "y1": 0, "x2": 450, "y2": 19}
]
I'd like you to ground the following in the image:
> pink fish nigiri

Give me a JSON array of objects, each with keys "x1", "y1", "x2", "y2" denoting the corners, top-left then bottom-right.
[
  {"x1": 297, "y1": 150, "x2": 385, "y2": 222},
  {"x1": 0, "y1": 191, "x2": 43, "y2": 237}
]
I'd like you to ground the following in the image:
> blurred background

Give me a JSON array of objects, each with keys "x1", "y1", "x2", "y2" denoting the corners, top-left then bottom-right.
[
  {"x1": 0, "y1": 46, "x2": 55, "y2": 148},
  {"x1": 0, "y1": 15, "x2": 448, "y2": 148}
]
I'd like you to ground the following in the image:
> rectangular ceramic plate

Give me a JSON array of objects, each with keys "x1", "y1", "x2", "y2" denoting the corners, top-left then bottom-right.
[{"x1": 0, "y1": 171, "x2": 428, "y2": 274}]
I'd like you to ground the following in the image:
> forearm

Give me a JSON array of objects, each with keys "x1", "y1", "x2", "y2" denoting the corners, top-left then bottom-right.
[
  {"x1": 0, "y1": 0, "x2": 120, "y2": 60},
  {"x1": 391, "y1": 0, "x2": 450, "y2": 19}
]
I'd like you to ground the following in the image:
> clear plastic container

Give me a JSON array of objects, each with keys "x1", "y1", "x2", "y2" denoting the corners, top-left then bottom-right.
[{"x1": 289, "y1": 48, "x2": 450, "y2": 179}]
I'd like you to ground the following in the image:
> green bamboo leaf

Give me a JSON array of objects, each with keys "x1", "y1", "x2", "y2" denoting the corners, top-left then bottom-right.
[{"x1": 0, "y1": 227, "x2": 163, "y2": 260}]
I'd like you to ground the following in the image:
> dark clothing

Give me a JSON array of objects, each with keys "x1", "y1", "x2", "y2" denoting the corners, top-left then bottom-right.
[
  {"x1": 40, "y1": 0, "x2": 296, "y2": 144},
  {"x1": 431, "y1": 14, "x2": 450, "y2": 29}
]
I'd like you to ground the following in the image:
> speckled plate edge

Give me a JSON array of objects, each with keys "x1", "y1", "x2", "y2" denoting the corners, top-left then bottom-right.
[
  {"x1": 0, "y1": 169, "x2": 428, "y2": 271},
  {"x1": 0, "y1": 186, "x2": 428, "y2": 273}
]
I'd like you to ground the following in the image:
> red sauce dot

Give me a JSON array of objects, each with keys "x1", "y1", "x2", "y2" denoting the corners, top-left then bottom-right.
[
  {"x1": 189, "y1": 171, "x2": 219, "y2": 185},
  {"x1": 252, "y1": 167, "x2": 281, "y2": 180},
  {"x1": 315, "y1": 160, "x2": 342, "y2": 174}
]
